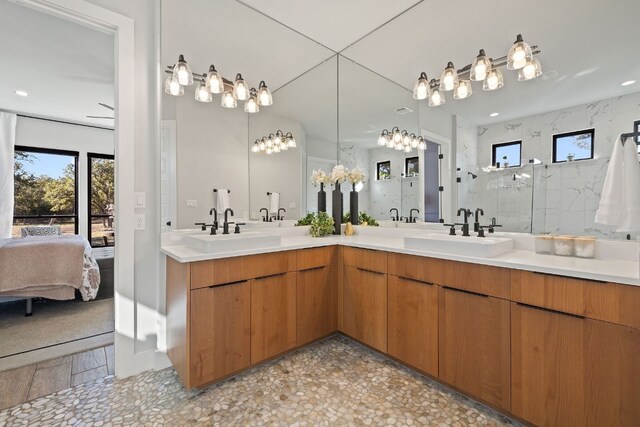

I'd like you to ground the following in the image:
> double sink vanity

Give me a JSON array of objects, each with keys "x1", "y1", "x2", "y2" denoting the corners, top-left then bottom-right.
[{"x1": 162, "y1": 224, "x2": 640, "y2": 427}]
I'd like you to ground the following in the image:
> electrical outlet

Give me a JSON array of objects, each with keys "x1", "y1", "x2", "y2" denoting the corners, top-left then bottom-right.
[
  {"x1": 134, "y1": 214, "x2": 145, "y2": 230},
  {"x1": 186, "y1": 200, "x2": 197, "y2": 208}
]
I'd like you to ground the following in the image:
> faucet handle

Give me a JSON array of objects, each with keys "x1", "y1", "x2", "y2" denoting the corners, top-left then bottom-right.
[{"x1": 195, "y1": 222, "x2": 206, "y2": 231}]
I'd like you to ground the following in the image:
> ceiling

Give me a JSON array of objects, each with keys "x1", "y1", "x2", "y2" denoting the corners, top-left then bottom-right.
[{"x1": 0, "y1": 0, "x2": 114, "y2": 127}]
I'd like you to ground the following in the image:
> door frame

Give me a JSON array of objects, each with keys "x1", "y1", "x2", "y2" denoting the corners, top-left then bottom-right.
[
  {"x1": 21, "y1": 0, "x2": 137, "y2": 377},
  {"x1": 419, "y1": 129, "x2": 454, "y2": 223}
]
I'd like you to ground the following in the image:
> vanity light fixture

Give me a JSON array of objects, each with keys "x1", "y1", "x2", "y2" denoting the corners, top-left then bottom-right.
[
  {"x1": 252, "y1": 130, "x2": 296, "y2": 154},
  {"x1": 164, "y1": 54, "x2": 273, "y2": 113},
  {"x1": 413, "y1": 35, "x2": 541, "y2": 107},
  {"x1": 378, "y1": 127, "x2": 426, "y2": 153}
]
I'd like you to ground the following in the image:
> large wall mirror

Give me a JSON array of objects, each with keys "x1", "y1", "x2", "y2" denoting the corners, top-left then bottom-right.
[{"x1": 161, "y1": 0, "x2": 640, "y2": 240}]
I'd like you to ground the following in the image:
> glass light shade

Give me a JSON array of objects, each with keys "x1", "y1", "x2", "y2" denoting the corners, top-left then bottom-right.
[
  {"x1": 404, "y1": 145, "x2": 412, "y2": 153},
  {"x1": 418, "y1": 137, "x2": 427, "y2": 150},
  {"x1": 386, "y1": 138, "x2": 395, "y2": 149},
  {"x1": 428, "y1": 87, "x2": 445, "y2": 106},
  {"x1": 392, "y1": 129, "x2": 402, "y2": 143},
  {"x1": 507, "y1": 34, "x2": 533, "y2": 70},
  {"x1": 395, "y1": 143, "x2": 404, "y2": 151},
  {"x1": 259, "y1": 138, "x2": 267, "y2": 151},
  {"x1": 257, "y1": 81, "x2": 273, "y2": 106},
  {"x1": 378, "y1": 130, "x2": 389, "y2": 146},
  {"x1": 244, "y1": 95, "x2": 259, "y2": 113},
  {"x1": 266, "y1": 134, "x2": 274, "y2": 148},
  {"x1": 251, "y1": 142, "x2": 260, "y2": 153},
  {"x1": 286, "y1": 132, "x2": 296, "y2": 148},
  {"x1": 195, "y1": 81, "x2": 212, "y2": 102},
  {"x1": 410, "y1": 135, "x2": 418, "y2": 148},
  {"x1": 439, "y1": 62, "x2": 458, "y2": 91},
  {"x1": 233, "y1": 73, "x2": 250, "y2": 101},
  {"x1": 221, "y1": 91, "x2": 237, "y2": 108},
  {"x1": 274, "y1": 131, "x2": 283, "y2": 146},
  {"x1": 402, "y1": 131, "x2": 410, "y2": 146},
  {"x1": 453, "y1": 80, "x2": 473, "y2": 100},
  {"x1": 470, "y1": 50, "x2": 491, "y2": 81},
  {"x1": 273, "y1": 145, "x2": 281, "y2": 153},
  {"x1": 518, "y1": 57, "x2": 542, "y2": 81},
  {"x1": 164, "y1": 76, "x2": 183, "y2": 96},
  {"x1": 172, "y1": 55, "x2": 193, "y2": 86},
  {"x1": 413, "y1": 72, "x2": 430, "y2": 100},
  {"x1": 205, "y1": 65, "x2": 224, "y2": 94},
  {"x1": 483, "y1": 68, "x2": 504, "y2": 91},
  {"x1": 266, "y1": 147, "x2": 273, "y2": 154}
]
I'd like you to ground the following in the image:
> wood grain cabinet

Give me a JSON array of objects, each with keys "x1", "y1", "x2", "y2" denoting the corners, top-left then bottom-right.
[
  {"x1": 387, "y1": 275, "x2": 438, "y2": 376},
  {"x1": 296, "y1": 266, "x2": 337, "y2": 346},
  {"x1": 511, "y1": 302, "x2": 640, "y2": 427},
  {"x1": 342, "y1": 265, "x2": 387, "y2": 352},
  {"x1": 190, "y1": 281, "x2": 251, "y2": 386},
  {"x1": 438, "y1": 286, "x2": 511, "y2": 411},
  {"x1": 250, "y1": 272, "x2": 297, "y2": 364}
]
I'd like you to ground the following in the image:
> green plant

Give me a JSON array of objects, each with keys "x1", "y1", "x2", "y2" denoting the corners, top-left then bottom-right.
[
  {"x1": 309, "y1": 211, "x2": 335, "y2": 237},
  {"x1": 342, "y1": 211, "x2": 379, "y2": 227},
  {"x1": 296, "y1": 212, "x2": 315, "y2": 226}
]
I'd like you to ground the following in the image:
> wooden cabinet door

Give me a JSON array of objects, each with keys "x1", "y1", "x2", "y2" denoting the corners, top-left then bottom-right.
[
  {"x1": 190, "y1": 281, "x2": 251, "y2": 387},
  {"x1": 512, "y1": 303, "x2": 640, "y2": 427},
  {"x1": 251, "y1": 272, "x2": 297, "y2": 364},
  {"x1": 388, "y1": 275, "x2": 438, "y2": 377},
  {"x1": 342, "y1": 265, "x2": 387, "y2": 352},
  {"x1": 296, "y1": 266, "x2": 337, "y2": 346},
  {"x1": 439, "y1": 287, "x2": 510, "y2": 411}
]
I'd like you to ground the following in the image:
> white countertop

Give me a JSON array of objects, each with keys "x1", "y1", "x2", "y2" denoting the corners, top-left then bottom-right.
[{"x1": 161, "y1": 230, "x2": 640, "y2": 286}]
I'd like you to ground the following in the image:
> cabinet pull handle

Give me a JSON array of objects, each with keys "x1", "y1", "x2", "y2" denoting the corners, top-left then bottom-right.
[
  {"x1": 209, "y1": 279, "x2": 247, "y2": 288},
  {"x1": 516, "y1": 302, "x2": 585, "y2": 319},
  {"x1": 442, "y1": 286, "x2": 488, "y2": 298},
  {"x1": 254, "y1": 272, "x2": 287, "y2": 281},
  {"x1": 298, "y1": 265, "x2": 326, "y2": 272},
  {"x1": 356, "y1": 267, "x2": 385, "y2": 275},
  {"x1": 531, "y1": 271, "x2": 607, "y2": 284},
  {"x1": 399, "y1": 276, "x2": 434, "y2": 286}
]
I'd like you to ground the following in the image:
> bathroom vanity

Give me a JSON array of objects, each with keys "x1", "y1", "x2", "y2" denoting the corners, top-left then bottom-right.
[{"x1": 163, "y1": 230, "x2": 640, "y2": 426}]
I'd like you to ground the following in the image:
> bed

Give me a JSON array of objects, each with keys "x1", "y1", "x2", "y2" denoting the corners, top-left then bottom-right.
[{"x1": 0, "y1": 235, "x2": 101, "y2": 314}]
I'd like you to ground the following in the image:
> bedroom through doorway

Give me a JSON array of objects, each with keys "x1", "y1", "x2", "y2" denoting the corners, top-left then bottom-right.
[{"x1": 0, "y1": 0, "x2": 117, "y2": 390}]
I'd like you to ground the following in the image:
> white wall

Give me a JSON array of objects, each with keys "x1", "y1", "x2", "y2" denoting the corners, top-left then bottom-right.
[{"x1": 15, "y1": 117, "x2": 114, "y2": 238}]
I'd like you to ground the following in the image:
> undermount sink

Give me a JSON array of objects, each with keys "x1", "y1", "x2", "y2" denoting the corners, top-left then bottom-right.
[
  {"x1": 404, "y1": 233, "x2": 513, "y2": 258},
  {"x1": 186, "y1": 231, "x2": 281, "y2": 253}
]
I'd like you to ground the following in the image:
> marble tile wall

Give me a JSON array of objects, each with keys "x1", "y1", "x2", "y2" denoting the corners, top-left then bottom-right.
[{"x1": 461, "y1": 91, "x2": 640, "y2": 238}]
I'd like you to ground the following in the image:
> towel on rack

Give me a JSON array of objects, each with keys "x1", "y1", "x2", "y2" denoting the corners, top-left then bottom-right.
[
  {"x1": 216, "y1": 189, "x2": 230, "y2": 214},
  {"x1": 269, "y1": 192, "x2": 280, "y2": 214},
  {"x1": 595, "y1": 136, "x2": 640, "y2": 231}
]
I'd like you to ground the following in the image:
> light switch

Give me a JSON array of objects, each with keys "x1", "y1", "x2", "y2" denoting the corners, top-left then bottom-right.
[
  {"x1": 186, "y1": 200, "x2": 198, "y2": 208},
  {"x1": 134, "y1": 192, "x2": 146, "y2": 208}
]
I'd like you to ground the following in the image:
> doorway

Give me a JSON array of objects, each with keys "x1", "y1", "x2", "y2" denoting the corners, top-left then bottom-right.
[{"x1": 423, "y1": 141, "x2": 440, "y2": 222}]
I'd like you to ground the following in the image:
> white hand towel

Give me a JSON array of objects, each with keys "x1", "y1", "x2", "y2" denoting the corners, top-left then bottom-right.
[
  {"x1": 269, "y1": 192, "x2": 280, "y2": 214},
  {"x1": 216, "y1": 190, "x2": 230, "y2": 215},
  {"x1": 595, "y1": 136, "x2": 640, "y2": 231}
]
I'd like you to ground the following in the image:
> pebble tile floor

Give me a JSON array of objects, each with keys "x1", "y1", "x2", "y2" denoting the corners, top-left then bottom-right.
[{"x1": 0, "y1": 336, "x2": 521, "y2": 426}]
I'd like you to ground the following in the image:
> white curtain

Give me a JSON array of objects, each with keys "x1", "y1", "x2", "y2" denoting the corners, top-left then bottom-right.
[{"x1": 0, "y1": 112, "x2": 17, "y2": 239}]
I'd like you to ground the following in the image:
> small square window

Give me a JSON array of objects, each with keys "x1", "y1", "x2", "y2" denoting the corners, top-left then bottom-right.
[
  {"x1": 553, "y1": 129, "x2": 594, "y2": 163},
  {"x1": 405, "y1": 157, "x2": 419, "y2": 177},
  {"x1": 492, "y1": 141, "x2": 521, "y2": 168},
  {"x1": 376, "y1": 160, "x2": 391, "y2": 180}
]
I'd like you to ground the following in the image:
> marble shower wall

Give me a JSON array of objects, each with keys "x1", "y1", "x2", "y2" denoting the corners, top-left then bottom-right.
[{"x1": 465, "y1": 91, "x2": 640, "y2": 238}]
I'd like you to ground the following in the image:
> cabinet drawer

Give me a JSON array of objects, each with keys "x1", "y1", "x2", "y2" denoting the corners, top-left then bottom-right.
[
  {"x1": 442, "y1": 261, "x2": 510, "y2": 299},
  {"x1": 343, "y1": 246, "x2": 387, "y2": 274},
  {"x1": 191, "y1": 251, "x2": 296, "y2": 289},
  {"x1": 388, "y1": 253, "x2": 445, "y2": 285},
  {"x1": 297, "y1": 246, "x2": 334, "y2": 271},
  {"x1": 512, "y1": 270, "x2": 640, "y2": 329}
]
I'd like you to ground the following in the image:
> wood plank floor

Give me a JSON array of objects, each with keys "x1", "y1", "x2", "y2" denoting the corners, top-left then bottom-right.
[{"x1": 0, "y1": 344, "x2": 113, "y2": 410}]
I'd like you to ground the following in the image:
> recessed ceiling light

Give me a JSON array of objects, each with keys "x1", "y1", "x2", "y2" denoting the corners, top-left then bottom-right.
[
  {"x1": 621, "y1": 80, "x2": 636, "y2": 86},
  {"x1": 15, "y1": 90, "x2": 29, "y2": 97},
  {"x1": 489, "y1": 112, "x2": 500, "y2": 117}
]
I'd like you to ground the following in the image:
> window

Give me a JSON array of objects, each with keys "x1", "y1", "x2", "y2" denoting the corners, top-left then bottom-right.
[
  {"x1": 553, "y1": 129, "x2": 594, "y2": 163},
  {"x1": 376, "y1": 160, "x2": 391, "y2": 180},
  {"x1": 492, "y1": 141, "x2": 521, "y2": 168},
  {"x1": 634, "y1": 120, "x2": 640, "y2": 150},
  {"x1": 13, "y1": 146, "x2": 79, "y2": 237},
  {"x1": 88, "y1": 153, "x2": 115, "y2": 247},
  {"x1": 405, "y1": 156, "x2": 419, "y2": 177}
]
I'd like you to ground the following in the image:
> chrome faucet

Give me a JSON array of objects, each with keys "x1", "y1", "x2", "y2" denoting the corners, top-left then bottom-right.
[
  {"x1": 390, "y1": 208, "x2": 400, "y2": 221},
  {"x1": 457, "y1": 208, "x2": 472, "y2": 237},
  {"x1": 277, "y1": 208, "x2": 286, "y2": 220},
  {"x1": 260, "y1": 208, "x2": 269, "y2": 222},
  {"x1": 409, "y1": 209, "x2": 420, "y2": 223},
  {"x1": 473, "y1": 208, "x2": 484, "y2": 232},
  {"x1": 222, "y1": 208, "x2": 234, "y2": 234}
]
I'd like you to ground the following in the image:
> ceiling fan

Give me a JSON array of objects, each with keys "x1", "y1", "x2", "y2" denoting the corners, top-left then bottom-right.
[{"x1": 86, "y1": 102, "x2": 114, "y2": 119}]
